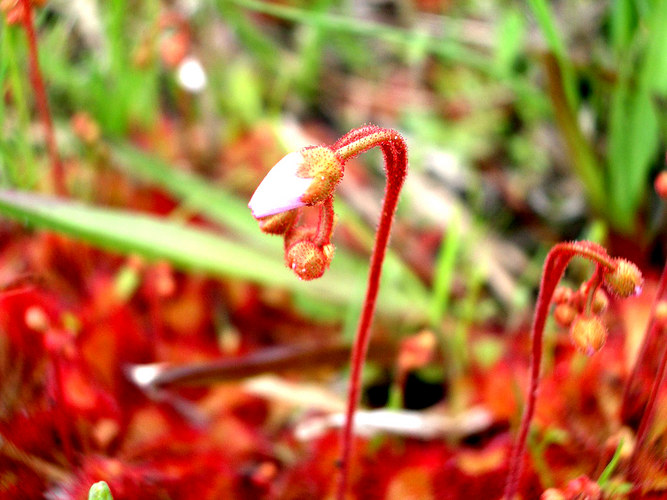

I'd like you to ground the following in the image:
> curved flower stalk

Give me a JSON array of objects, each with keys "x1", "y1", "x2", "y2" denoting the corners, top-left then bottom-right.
[
  {"x1": 249, "y1": 125, "x2": 407, "y2": 499},
  {"x1": 503, "y1": 241, "x2": 643, "y2": 500}
]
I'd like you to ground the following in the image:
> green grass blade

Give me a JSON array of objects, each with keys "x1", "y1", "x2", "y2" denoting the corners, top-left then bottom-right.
[
  {"x1": 0, "y1": 190, "x2": 427, "y2": 319},
  {"x1": 230, "y1": 0, "x2": 491, "y2": 71},
  {"x1": 598, "y1": 438, "x2": 624, "y2": 487},
  {"x1": 110, "y1": 143, "x2": 271, "y2": 246},
  {"x1": 527, "y1": 0, "x2": 578, "y2": 108},
  {"x1": 610, "y1": 0, "x2": 635, "y2": 52},
  {"x1": 607, "y1": 84, "x2": 659, "y2": 232},
  {"x1": 640, "y1": 0, "x2": 667, "y2": 94},
  {"x1": 429, "y1": 207, "x2": 461, "y2": 327}
]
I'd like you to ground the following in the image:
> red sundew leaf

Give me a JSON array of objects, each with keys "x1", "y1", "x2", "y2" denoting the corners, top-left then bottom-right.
[
  {"x1": 198, "y1": 385, "x2": 271, "y2": 429},
  {"x1": 355, "y1": 439, "x2": 451, "y2": 500},
  {"x1": 159, "y1": 277, "x2": 215, "y2": 341},
  {"x1": 0, "y1": 288, "x2": 57, "y2": 390},
  {"x1": 434, "y1": 437, "x2": 542, "y2": 500},
  {"x1": 275, "y1": 431, "x2": 342, "y2": 499},
  {"x1": 27, "y1": 233, "x2": 98, "y2": 300},
  {"x1": 58, "y1": 363, "x2": 121, "y2": 423},
  {"x1": 476, "y1": 360, "x2": 521, "y2": 422},
  {"x1": 0, "y1": 462, "x2": 48, "y2": 499},
  {"x1": 78, "y1": 295, "x2": 153, "y2": 396},
  {"x1": 384, "y1": 467, "x2": 435, "y2": 500},
  {"x1": 0, "y1": 407, "x2": 60, "y2": 460}
]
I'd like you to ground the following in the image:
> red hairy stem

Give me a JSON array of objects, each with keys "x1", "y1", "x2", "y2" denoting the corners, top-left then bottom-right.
[
  {"x1": 313, "y1": 196, "x2": 335, "y2": 247},
  {"x1": 19, "y1": 0, "x2": 66, "y2": 195},
  {"x1": 333, "y1": 128, "x2": 407, "y2": 500},
  {"x1": 620, "y1": 264, "x2": 667, "y2": 425},
  {"x1": 503, "y1": 242, "x2": 617, "y2": 499},
  {"x1": 628, "y1": 325, "x2": 667, "y2": 482}
]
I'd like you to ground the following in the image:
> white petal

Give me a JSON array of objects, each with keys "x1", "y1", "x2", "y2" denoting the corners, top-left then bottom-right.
[{"x1": 248, "y1": 152, "x2": 313, "y2": 218}]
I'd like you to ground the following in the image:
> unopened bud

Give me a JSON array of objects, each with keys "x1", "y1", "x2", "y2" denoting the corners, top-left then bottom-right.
[
  {"x1": 554, "y1": 303, "x2": 577, "y2": 328},
  {"x1": 591, "y1": 289, "x2": 609, "y2": 314},
  {"x1": 570, "y1": 315, "x2": 607, "y2": 356},
  {"x1": 285, "y1": 240, "x2": 333, "y2": 281},
  {"x1": 603, "y1": 259, "x2": 643, "y2": 298},
  {"x1": 553, "y1": 286, "x2": 573, "y2": 305},
  {"x1": 258, "y1": 210, "x2": 298, "y2": 235}
]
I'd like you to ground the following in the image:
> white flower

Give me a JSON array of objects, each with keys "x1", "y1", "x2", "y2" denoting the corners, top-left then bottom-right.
[{"x1": 248, "y1": 152, "x2": 313, "y2": 218}]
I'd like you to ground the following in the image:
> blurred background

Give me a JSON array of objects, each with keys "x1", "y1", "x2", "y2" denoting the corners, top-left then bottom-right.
[{"x1": 1, "y1": 0, "x2": 667, "y2": 498}]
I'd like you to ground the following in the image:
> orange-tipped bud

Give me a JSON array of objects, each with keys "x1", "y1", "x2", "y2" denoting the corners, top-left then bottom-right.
[
  {"x1": 553, "y1": 286, "x2": 574, "y2": 305},
  {"x1": 603, "y1": 259, "x2": 643, "y2": 298},
  {"x1": 257, "y1": 210, "x2": 298, "y2": 235},
  {"x1": 591, "y1": 289, "x2": 609, "y2": 314},
  {"x1": 554, "y1": 303, "x2": 577, "y2": 328},
  {"x1": 570, "y1": 315, "x2": 607, "y2": 356},
  {"x1": 285, "y1": 240, "x2": 333, "y2": 281}
]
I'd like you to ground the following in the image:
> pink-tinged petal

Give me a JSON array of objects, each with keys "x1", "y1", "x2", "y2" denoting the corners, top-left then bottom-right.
[{"x1": 248, "y1": 152, "x2": 313, "y2": 218}]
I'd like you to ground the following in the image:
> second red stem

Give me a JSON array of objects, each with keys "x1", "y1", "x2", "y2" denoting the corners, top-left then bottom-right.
[{"x1": 503, "y1": 242, "x2": 616, "y2": 499}]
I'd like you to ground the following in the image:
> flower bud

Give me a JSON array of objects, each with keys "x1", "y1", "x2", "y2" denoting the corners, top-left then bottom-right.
[
  {"x1": 603, "y1": 259, "x2": 643, "y2": 298},
  {"x1": 591, "y1": 289, "x2": 609, "y2": 314},
  {"x1": 570, "y1": 315, "x2": 607, "y2": 356},
  {"x1": 554, "y1": 303, "x2": 577, "y2": 328},
  {"x1": 285, "y1": 240, "x2": 334, "y2": 281},
  {"x1": 257, "y1": 210, "x2": 298, "y2": 235},
  {"x1": 553, "y1": 286, "x2": 573, "y2": 305}
]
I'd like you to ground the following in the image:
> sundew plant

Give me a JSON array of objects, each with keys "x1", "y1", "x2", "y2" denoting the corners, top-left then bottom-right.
[{"x1": 0, "y1": 1, "x2": 667, "y2": 499}]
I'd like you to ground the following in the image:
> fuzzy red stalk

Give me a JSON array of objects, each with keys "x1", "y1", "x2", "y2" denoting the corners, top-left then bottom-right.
[
  {"x1": 620, "y1": 264, "x2": 667, "y2": 426},
  {"x1": 627, "y1": 323, "x2": 667, "y2": 483},
  {"x1": 626, "y1": 265, "x2": 667, "y2": 482},
  {"x1": 503, "y1": 242, "x2": 618, "y2": 499},
  {"x1": 332, "y1": 127, "x2": 407, "y2": 500},
  {"x1": 19, "y1": 0, "x2": 66, "y2": 195}
]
